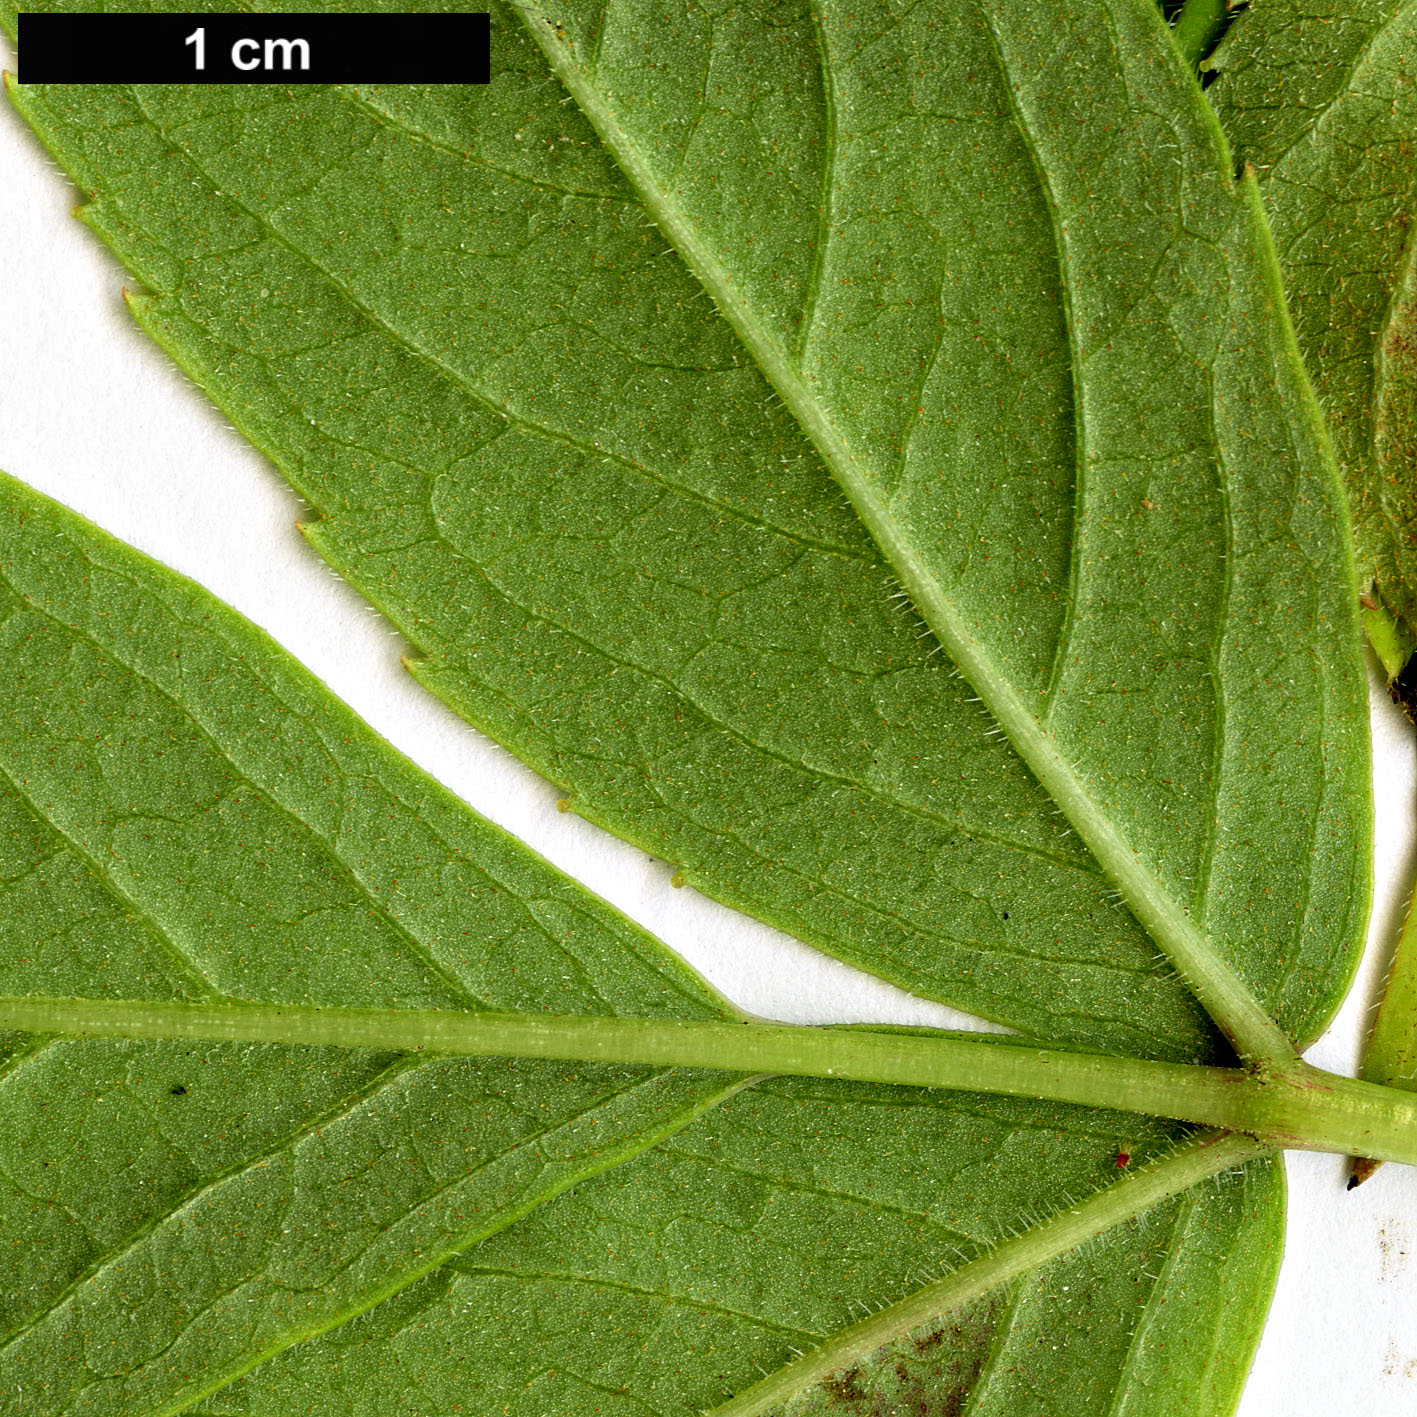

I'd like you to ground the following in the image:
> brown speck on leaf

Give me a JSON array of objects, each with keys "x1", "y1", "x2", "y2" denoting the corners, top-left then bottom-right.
[
  {"x1": 822, "y1": 1366, "x2": 867, "y2": 1403},
  {"x1": 939, "y1": 1378, "x2": 974, "y2": 1417},
  {"x1": 817, "y1": 1299, "x2": 999, "y2": 1411}
]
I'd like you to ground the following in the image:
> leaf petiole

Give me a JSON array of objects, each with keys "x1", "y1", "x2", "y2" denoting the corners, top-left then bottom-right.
[{"x1": 9, "y1": 995, "x2": 1417, "y2": 1165}]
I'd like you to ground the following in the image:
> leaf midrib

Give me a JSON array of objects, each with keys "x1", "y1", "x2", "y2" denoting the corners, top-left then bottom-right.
[
  {"x1": 104, "y1": 88, "x2": 1159, "y2": 977},
  {"x1": 704, "y1": 1130, "x2": 1268, "y2": 1417},
  {"x1": 515, "y1": 1, "x2": 1292, "y2": 1063}
]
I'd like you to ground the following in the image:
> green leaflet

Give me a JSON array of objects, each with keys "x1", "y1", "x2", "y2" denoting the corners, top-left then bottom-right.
[
  {"x1": 182, "y1": 1121, "x2": 1277, "y2": 1417},
  {"x1": 1208, "y1": 0, "x2": 1417, "y2": 672},
  {"x1": 0, "y1": 470, "x2": 748, "y2": 1410},
  {"x1": 0, "y1": 0, "x2": 1381, "y2": 1411},
  {"x1": 1, "y1": 0, "x2": 1370, "y2": 1066},
  {"x1": 1206, "y1": 0, "x2": 1417, "y2": 1180},
  {"x1": 6, "y1": 42, "x2": 1223, "y2": 1066},
  {"x1": 513, "y1": 0, "x2": 1369, "y2": 1062},
  {"x1": 0, "y1": 474, "x2": 1278, "y2": 1416}
]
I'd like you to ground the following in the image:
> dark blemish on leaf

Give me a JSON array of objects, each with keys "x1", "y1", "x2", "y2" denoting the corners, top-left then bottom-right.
[
  {"x1": 821, "y1": 1366, "x2": 867, "y2": 1403},
  {"x1": 822, "y1": 1307, "x2": 1000, "y2": 1412},
  {"x1": 939, "y1": 1379, "x2": 974, "y2": 1417},
  {"x1": 895, "y1": 1316, "x2": 998, "y2": 1416},
  {"x1": 937, "y1": 1317, "x2": 997, "y2": 1417},
  {"x1": 170, "y1": 1084, "x2": 187, "y2": 1095}
]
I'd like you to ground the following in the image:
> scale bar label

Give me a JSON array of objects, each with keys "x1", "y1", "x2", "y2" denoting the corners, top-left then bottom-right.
[{"x1": 17, "y1": 12, "x2": 491, "y2": 84}]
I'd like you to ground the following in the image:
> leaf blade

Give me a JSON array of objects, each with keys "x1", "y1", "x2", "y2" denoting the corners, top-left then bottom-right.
[
  {"x1": 171, "y1": 1096, "x2": 1278, "y2": 1417},
  {"x1": 0, "y1": 1, "x2": 1380, "y2": 1408},
  {"x1": 2, "y1": 0, "x2": 1370, "y2": 1065},
  {"x1": 0, "y1": 471, "x2": 1285, "y2": 1416},
  {"x1": 0, "y1": 57, "x2": 1210, "y2": 1057},
  {"x1": 516, "y1": 0, "x2": 1369, "y2": 1057},
  {"x1": 0, "y1": 470, "x2": 747, "y2": 1412},
  {"x1": 1209, "y1": 0, "x2": 1417, "y2": 642},
  {"x1": 1207, "y1": 0, "x2": 1417, "y2": 1178}
]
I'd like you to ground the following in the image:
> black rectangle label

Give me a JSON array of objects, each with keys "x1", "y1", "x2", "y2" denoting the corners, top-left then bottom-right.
[{"x1": 17, "y1": 12, "x2": 491, "y2": 84}]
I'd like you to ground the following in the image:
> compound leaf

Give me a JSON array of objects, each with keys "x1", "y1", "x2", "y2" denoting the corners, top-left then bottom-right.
[
  {"x1": 3, "y1": 0, "x2": 1369, "y2": 1064},
  {"x1": 0, "y1": 0, "x2": 1379, "y2": 1411},
  {"x1": 0, "y1": 474, "x2": 1279, "y2": 1417}
]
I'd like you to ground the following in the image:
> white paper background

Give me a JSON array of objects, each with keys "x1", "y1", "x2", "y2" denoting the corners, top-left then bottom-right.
[{"x1": 2, "y1": 52, "x2": 1417, "y2": 1412}]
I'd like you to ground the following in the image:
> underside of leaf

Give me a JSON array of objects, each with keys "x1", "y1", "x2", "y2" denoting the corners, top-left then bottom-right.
[
  {"x1": 0, "y1": 0, "x2": 1386, "y2": 1410},
  {"x1": 1209, "y1": 0, "x2": 1417, "y2": 656},
  {"x1": 0, "y1": 475, "x2": 1283, "y2": 1416},
  {"x1": 2, "y1": 0, "x2": 1370, "y2": 1065},
  {"x1": 1207, "y1": 0, "x2": 1417, "y2": 1183}
]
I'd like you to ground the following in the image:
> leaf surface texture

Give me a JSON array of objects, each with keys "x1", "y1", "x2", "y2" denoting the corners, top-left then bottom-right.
[
  {"x1": 0, "y1": 475, "x2": 1279, "y2": 1415},
  {"x1": 4, "y1": 0, "x2": 1369, "y2": 1059},
  {"x1": 0, "y1": 473, "x2": 743, "y2": 1410},
  {"x1": 0, "y1": 0, "x2": 1380, "y2": 1411},
  {"x1": 1207, "y1": 0, "x2": 1417, "y2": 1155},
  {"x1": 1209, "y1": 0, "x2": 1417, "y2": 639}
]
